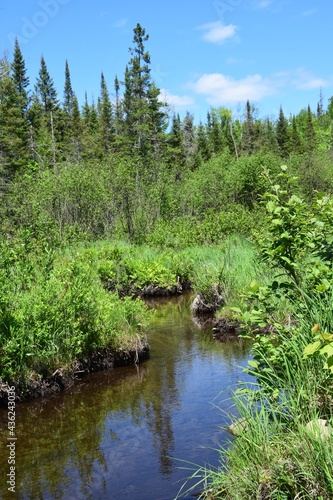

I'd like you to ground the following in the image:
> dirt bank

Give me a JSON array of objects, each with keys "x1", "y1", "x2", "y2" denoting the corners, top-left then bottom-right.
[{"x1": 0, "y1": 341, "x2": 149, "y2": 407}]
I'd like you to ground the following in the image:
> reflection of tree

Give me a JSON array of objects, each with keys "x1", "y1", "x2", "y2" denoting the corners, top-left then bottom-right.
[
  {"x1": 0, "y1": 367, "x2": 150, "y2": 500},
  {"x1": 141, "y1": 294, "x2": 191, "y2": 475},
  {"x1": 0, "y1": 293, "x2": 250, "y2": 499}
]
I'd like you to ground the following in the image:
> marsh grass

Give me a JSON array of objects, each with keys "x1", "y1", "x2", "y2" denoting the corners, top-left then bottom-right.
[{"x1": 178, "y1": 288, "x2": 333, "y2": 500}]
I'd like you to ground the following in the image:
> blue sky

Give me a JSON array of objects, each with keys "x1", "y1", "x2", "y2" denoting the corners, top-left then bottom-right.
[{"x1": 1, "y1": 0, "x2": 332, "y2": 123}]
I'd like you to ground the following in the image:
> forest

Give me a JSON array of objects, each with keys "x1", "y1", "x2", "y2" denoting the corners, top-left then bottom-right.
[{"x1": 1, "y1": 22, "x2": 333, "y2": 499}]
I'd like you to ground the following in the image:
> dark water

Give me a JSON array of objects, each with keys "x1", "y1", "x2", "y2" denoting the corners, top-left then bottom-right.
[{"x1": 0, "y1": 293, "x2": 252, "y2": 500}]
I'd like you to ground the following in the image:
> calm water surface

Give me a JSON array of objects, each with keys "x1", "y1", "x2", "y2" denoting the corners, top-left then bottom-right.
[{"x1": 0, "y1": 293, "x2": 252, "y2": 500}]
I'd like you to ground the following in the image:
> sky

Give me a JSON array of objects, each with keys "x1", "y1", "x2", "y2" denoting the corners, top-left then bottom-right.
[{"x1": 1, "y1": 0, "x2": 332, "y2": 124}]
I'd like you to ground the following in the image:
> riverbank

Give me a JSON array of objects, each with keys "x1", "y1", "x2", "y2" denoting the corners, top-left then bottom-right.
[
  {"x1": 0, "y1": 340, "x2": 150, "y2": 406},
  {"x1": 0, "y1": 236, "x2": 261, "y2": 404},
  {"x1": 184, "y1": 169, "x2": 333, "y2": 500},
  {"x1": 0, "y1": 291, "x2": 252, "y2": 500}
]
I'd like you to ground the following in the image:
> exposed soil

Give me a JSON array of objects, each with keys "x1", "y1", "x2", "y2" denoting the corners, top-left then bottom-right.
[
  {"x1": 190, "y1": 284, "x2": 225, "y2": 315},
  {"x1": 212, "y1": 317, "x2": 241, "y2": 341},
  {"x1": 0, "y1": 341, "x2": 149, "y2": 407},
  {"x1": 191, "y1": 313, "x2": 242, "y2": 341}
]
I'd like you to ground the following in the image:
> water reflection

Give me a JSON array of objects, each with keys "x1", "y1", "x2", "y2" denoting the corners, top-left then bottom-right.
[{"x1": 0, "y1": 293, "x2": 251, "y2": 500}]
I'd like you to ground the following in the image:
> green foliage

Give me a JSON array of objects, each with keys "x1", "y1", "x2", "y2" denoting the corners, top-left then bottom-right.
[{"x1": 0, "y1": 239, "x2": 150, "y2": 381}]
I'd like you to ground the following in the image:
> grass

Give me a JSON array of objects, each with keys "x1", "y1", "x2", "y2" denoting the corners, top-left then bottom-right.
[
  {"x1": 177, "y1": 280, "x2": 333, "y2": 499},
  {"x1": 0, "y1": 234, "x2": 269, "y2": 384}
]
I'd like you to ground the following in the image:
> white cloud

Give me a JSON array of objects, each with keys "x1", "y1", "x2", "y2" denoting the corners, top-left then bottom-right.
[
  {"x1": 160, "y1": 89, "x2": 195, "y2": 107},
  {"x1": 197, "y1": 21, "x2": 238, "y2": 44},
  {"x1": 187, "y1": 69, "x2": 332, "y2": 106},
  {"x1": 292, "y1": 69, "x2": 329, "y2": 90},
  {"x1": 188, "y1": 73, "x2": 275, "y2": 105},
  {"x1": 112, "y1": 18, "x2": 128, "y2": 28}
]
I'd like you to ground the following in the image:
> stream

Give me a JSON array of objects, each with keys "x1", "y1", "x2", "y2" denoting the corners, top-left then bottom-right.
[{"x1": 0, "y1": 293, "x2": 252, "y2": 500}]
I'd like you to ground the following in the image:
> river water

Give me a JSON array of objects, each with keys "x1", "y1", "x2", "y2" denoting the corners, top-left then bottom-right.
[{"x1": 0, "y1": 293, "x2": 252, "y2": 500}]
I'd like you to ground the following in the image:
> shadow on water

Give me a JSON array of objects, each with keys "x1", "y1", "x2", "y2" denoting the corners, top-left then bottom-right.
[{"x1": 0, "y1": 293, "x2": 252, "y2": 500}]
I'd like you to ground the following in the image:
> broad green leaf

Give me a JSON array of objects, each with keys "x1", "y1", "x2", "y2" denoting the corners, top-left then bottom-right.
[
  {"x1": 266, "y1": 201, "x2": 275, "y2": 213},
  {"x1": 303, "y1": 340, "x2": 322, "y2": 358},
  {"x1": 319, "y1": 344, "x2": 333, "y2": 356},
  {"x1": 318, "y1": 332, "x2": 333, "y2": 341}
]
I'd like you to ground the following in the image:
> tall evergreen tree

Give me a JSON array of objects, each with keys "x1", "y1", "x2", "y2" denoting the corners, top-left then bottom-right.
[
  {"x1": 182, "y1": 111, "x2": 197, "y2": 168},
  {"x1": 290, "y1": 115, "x2": 303, "y2": 154},
  {"x1": 197, "y1": 121, "x2": 211, "y2": 161},
  {"x1": 122, "y1": 23, "x2": 167, "y2": 156},
  {"x1": 63, "y1": 59, "x2": 74, "y2": 114},
  {"x1": 305, "y1": 105, "x2": 316, "y2": 153},
  {"x1": 241, "y1": 100, "x2": 256, "y2": 155},
  {"x1": 276, "y1": 106, "x2": 289, "y2": 158},
  {"x1": 11, "y1": 38, "x2": 30, "y2": 114},
  {"x1": 35, "y1": 56, "x2": 59, "y2": 113},
  {"x1": 167, "y1": 113, "x2": 184, "y2": 172},
  {"x1": 0, "y1": 60, "x2": 30, "y2": 179},
  {"x1": 97, "y1": 72, "x2": 113, "y2": 153},
  {"x1": 209, "y1": 111, "x2": 223, "y2": 154},
  {"x1": 114, "y1": 75, "x2": 123, "y2": 136},
  {"x1": 317, "y1": 88, "x2": 324, "y2": 118}
]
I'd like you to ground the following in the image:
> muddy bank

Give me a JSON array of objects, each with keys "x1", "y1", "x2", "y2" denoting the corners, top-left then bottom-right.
[
  {"x1": 0, "y1": 340, "x2": 149, "y2": 407},
  {"x1": 192, "y1": 314, "x2": 242, "y2": 340},
  {"x1": 190, "y1": 284, "x2": 224, "y2": 315}
]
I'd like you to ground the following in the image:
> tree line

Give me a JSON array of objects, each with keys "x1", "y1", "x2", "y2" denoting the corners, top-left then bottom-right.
[{"x1": 1, "y1": 23, "x2": 333, "y2": 244}]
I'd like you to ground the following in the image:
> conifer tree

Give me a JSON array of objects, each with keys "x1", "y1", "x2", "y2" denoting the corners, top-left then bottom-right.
[
  {"x1": 167, "y1": 113, "x2": 184, "y2": 171},
  {"x1": 305, "y1": 105, "x2": 316, "y2": 153},
  {"x1": 63, "y1": 59, "x2": 74, "y2": 114},
  {"x1": 82, "y1": 92, "x2": 90, "y2": 124},
  {"x1": 114, "y1": 75, "x2": 123, "y2": 136},
  {"x1": 209, "y1": 111, "x2": 223, "y2": 154},
  {"x1": 290, "y1": 115, "x2": 303, "y2": 154},
  {"x1": 12, "y1": 38, "x2": 30, "y2": 114},
  {"x1": 241, "y1": 100, "x2": 256, "y2": 155},
  {"x1": 122, "y1": 23, "x2": 167, "y2": 156},
  {"x1": 317, "y1": 88, "x2": 324, "y2": 118},
  {"x1": 35, "y1": 56, "x2": 59, "y2": 113},
  {"x1": 97, "y1": 72, "x2": 113, "y2": 153},
  {"x1": 33, "y1": 56, "x2": 60, "y2": 165},
  {"x1": 276, "y1": 106, "x2": 289, "y2": 158},
  {"x1": 182, "y1": 111, "x2": 197, "y2": 168},
  {"x1": 0, "y1": 60, "x2": 30, "y2": 179},
  {"x1": 197, "y1": 121, "x2": 211, "y2": 161}
]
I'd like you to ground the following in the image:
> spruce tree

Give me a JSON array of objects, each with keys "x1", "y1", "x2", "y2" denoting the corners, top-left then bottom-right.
[
  {"x1": 167, "y1": 113, "x2": 185, "y2": 171},
  {"x1": 35, "y1": 56, "x2": 59, "y2": 113},
  {"x1": 12, "y1": 38, "x2": 30, "y2": 114},
  {"x1": 122, "y1": 23, "x2": 167, "y2": 156},
  {"x1": 0, "y1": 61, "x2": 30, "y2": 179},
  {"x1": 33, "y1": 57, "x2": 60, "y2": 166},
  {"x1": 290, "y1": 115, "x2": 303, "y2": 154},
  {"x1": 114, "y1": 75, "x2": 123, "y2": 136},
  {"x1": 317, "y1": 88, "x2": 324, "y2": 118},
  {"x1": 97, "y1": 72, "x2": 113, "y2": 153},
  {"x1": 182, "y1": 111, "x2": 197, "y2": 168},
  {"x1": 209, "y1": 111, "x2": 223, "y2": 154},
  {"x1": 276, "y1": 106, "x2": 289, "y2": 158},
  {"x1": 305, "y1": 105, "x2": 316, "y2": 153},
  {"x1": 197, "y1": 121, "x2": 211, "y2": 161},
  {"x1": 241, "y1": 100, "x2": 256, "y2": 155},
  {"x1": 63, "y1": 59, "x2": 74, "y2": 114}
]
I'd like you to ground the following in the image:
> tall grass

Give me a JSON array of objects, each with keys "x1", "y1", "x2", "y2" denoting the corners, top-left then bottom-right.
[{"x1": 177, "y1": 286, "x2": 333, "y2": 499}]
